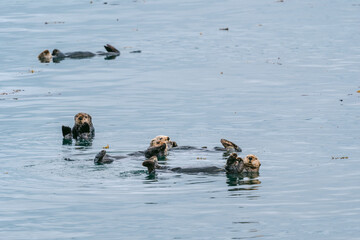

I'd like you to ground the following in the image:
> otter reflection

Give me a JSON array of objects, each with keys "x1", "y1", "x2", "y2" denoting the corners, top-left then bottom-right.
[{"x1": 226, "y1": 172, "x2": 261, "y2": 187}]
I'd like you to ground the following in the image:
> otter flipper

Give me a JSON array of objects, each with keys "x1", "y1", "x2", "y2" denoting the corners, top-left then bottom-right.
[
  {"x1": 62, "y1": 126, "x2": 72, "y2": 138},
  {"x1": 104, "y1": 44, "x2": 120, "y2": 53},
  {"x1": 142, "y1": 156, "x2": 163, "y2": 174},
  {"x1": 220, "y1": 139, "x2": 242, "y2": 152}
]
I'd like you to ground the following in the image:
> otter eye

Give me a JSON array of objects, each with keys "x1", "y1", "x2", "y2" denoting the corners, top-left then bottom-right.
[{"x1": 85, "y1": 116, "x2": 88, "y2": 118}]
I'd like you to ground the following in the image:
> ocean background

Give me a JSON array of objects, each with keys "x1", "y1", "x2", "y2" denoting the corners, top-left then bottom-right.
[{"x1": 1, "y1": 0, "x2": 360, "y2": 239}]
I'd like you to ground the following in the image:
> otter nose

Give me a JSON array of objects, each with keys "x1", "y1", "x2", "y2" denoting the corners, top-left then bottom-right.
[{"x1": 79, "y1": 116, "x2": 83, "y2": 121}]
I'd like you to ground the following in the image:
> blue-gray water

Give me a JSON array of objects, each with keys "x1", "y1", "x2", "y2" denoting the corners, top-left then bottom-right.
[{"x1": 1, "y1": 0, "x2": 360, "y2": 239}]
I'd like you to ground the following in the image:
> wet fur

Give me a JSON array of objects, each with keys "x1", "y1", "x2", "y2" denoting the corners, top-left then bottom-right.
[
  {"x1": 62, "y1": 112, "x2": 95, "y2": 141},
  {"x1": 72, "y1": 113, "x2": 95, "y2": 139}
]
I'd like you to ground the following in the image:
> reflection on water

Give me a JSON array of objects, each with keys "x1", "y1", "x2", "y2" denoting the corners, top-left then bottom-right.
[{"x1": 226, "y1": 173, "x2": 261, "y2": 187}]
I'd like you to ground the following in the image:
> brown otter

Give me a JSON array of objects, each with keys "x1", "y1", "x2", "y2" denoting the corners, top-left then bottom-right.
[
  {"x1": 142, "y1": 152, "x2": 257, "y2": 175},
  {"x1": 38, "y1": 44, "x2": 120, "y2": 63},
  {"x1": 38, "y1": 50, "x2": 52, "y2": 63},
  {"x1": 243, "y1": 154, "x2": 261, "y2": 173},
  {"x1": 62, "y1": 112, "x2": 95, "y2": 142}
]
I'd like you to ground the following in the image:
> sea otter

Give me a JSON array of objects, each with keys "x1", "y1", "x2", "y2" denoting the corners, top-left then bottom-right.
[
  {"x1": 38, "y1": 44, "x2": 120, "y2": 63},
  {"x1": 144, "y1": 136, "x2": 240, "y2": 158},
  {"x1": 62, "y1": 112, "x2": 95, "y2": 142},
  {"x1": 142, "y1": 152, "x2": 259, "y2": 175},
  {"x1": 37, "y1": 50, "x2": 52, "y2": 63},
  {"x1": 94, "y1": 150, "x2": 126, "y2": 165}
]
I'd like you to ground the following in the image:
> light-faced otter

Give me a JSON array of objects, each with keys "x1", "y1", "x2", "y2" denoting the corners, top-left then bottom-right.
[
  {"x1": 142, "y1": 152, "x2": 258, "y2": 175},
  {"x1": 144, "y1": 135, "x2": 178, "y2": 158},
  {"x1": 62, "y1": 112, "x2": 95, "y2": 142},
  {"x1": 38, "y1": 44, "x2": 120, "y2": 63},
  {"x1": 243, "y1": 154, "x2": 261, "y2": 173},
  {"x1": 38, "y1": 50, "x2": 52, "y2": 63}
]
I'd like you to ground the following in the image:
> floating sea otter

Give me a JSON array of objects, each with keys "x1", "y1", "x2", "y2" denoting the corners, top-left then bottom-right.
[
  {"x1": 144, "y1": 137, "x2": 241, "y2": 158},
  {"x1": 142, "y1": 151, "x2": 260, "y2": 175},
  {"x1": 92, "y1": 135, "x2": 259, "y2": 175},
  {"x1": 38, "y1": 44, "x2": 120, "y2": 63},
  {"x1": 62, "y1": 112, "x2": 95, "y2": 143}
]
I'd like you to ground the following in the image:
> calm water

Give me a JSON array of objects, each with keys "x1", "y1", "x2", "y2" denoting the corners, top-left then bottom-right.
[{"x1": 1, "y1": 0, "x2": 360, "y2": 239}]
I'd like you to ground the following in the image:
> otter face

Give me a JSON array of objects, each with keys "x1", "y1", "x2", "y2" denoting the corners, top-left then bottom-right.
[
  {"x1": 38, "y1": 50, "x2": 52, "y2": 63},
  {"x1": 52, "y1": 49, "x2": 60, "y2": 56},
  {"x1": 150, "y1": 136, "x2": 169, "y2": 146},
  {"x1": 74, "y1": 113, "x2": 92, "y2": 127},
  {"x1": 243, "y1": 154, "x2": 261, "y2": 172}
]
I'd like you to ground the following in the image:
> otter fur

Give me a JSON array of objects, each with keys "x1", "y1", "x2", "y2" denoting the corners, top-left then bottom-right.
[
  {"x1": 214, "y1": 139, "x2": 242, "y2": 152},
  {"x1": 38, "y1": 50, "x2": 52, "y2": 63},
  {"x1": 243, "y1": 154, "x2": 261, "y2": 173}
]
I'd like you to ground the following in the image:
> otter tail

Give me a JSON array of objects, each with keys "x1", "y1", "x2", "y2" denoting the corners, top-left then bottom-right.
[{"x1": 104, "y1": 44, "x2": 120, "y2": 53}]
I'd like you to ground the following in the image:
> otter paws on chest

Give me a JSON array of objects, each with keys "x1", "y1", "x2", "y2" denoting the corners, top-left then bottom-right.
[{"x1": 62, "y1": 112, "x2": 95, "y2": 143}]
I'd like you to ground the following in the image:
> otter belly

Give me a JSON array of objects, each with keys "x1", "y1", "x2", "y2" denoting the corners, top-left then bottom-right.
[{"x1": 66, "y1": 51, "x2": 96, "y2": 59}]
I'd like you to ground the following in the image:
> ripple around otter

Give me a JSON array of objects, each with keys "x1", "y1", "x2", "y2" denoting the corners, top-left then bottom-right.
[{"x1": 1, "y1": 0, "x2": 360, "y2": 239}]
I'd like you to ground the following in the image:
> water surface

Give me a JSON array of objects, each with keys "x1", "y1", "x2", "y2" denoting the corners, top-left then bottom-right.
[{"x1": 1, "y1": 0, "x2": 360, "y2": 239}]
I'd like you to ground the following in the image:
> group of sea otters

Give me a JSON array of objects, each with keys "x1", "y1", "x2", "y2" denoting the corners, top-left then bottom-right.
[
  {"x1": 39, "y1": 45, "x2": 261, "y2": 175},
  {"x1": 62, "y1": 113, "x2": 261, "y2": 175},
  {"x1": 38, "y1": 44, "x2": 142, "y2": 63}
]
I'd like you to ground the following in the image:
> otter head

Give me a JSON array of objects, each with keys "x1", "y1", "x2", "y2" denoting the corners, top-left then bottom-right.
[
  {"x1": 74, "y1": 113, "x2": 92, "y2": 127},
  {"x1": 243, "y1": 154, "x2": 261, "y2": 172},
  {"x1": 150, "y1": 135, "x2": 177, "y2": 150},
  {"x1": 220, "y1": 139, "x2": 241, "y2": 152},
  {"x1": 38, "y1": 50, "x2": 52, "y2": 63},
  {"x1": 52, "y1": 49, "x2": 66, "y2": 58},
  {"x1": 52, "y1": 49, "x2": 61, "y2": 56}
]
